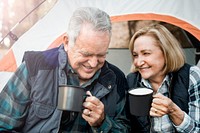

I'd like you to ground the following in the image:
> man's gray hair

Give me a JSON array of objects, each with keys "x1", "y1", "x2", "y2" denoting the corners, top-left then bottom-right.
[{"x1": 67, "y1": 7, "x2": 112, "y2": 45}]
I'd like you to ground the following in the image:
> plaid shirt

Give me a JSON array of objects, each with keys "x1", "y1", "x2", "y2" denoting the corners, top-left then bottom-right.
[
  {"x1": 0, "y1": 61, "x2": 130, "y2": 132},
  {"x1": 142, "y1": 66, "x2": 200, "y2": 133},
  {"x1": 0, "y1": 62, "x2": 30, "y2": 131}
]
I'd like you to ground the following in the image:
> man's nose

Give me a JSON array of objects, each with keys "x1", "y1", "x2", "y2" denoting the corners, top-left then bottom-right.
[{"x1": 88, "y1": 56, "x2": 98, "y2": 67}]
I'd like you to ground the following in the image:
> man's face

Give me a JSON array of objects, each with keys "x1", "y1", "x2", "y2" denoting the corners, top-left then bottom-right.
[{"x1": 66, "y1": 25, "x2": 110, "y2": 82}]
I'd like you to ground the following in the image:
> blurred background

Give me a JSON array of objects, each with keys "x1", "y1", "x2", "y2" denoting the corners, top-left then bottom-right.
[
  {"x1": 0, "y1": 0, "x2": 199, "y2": 75},
  {"x1": 0, "y1": 0, "x2": 57, "y2": 59}
]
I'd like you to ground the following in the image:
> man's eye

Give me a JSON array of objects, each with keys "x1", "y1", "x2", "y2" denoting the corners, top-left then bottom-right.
[
  {"x1": 97, "y1": 54, "x2": 106, "y2": 58},
  {"x1": 143, "y1": 52, "x2": 150, "y2": 55}
]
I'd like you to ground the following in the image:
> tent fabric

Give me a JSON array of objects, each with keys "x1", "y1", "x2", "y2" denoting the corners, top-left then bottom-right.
[{"x1": 0, "y1": 0, "x2": 200, "y2": 90}]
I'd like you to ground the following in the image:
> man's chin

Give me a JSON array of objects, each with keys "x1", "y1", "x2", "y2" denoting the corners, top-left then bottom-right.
[{"x1": 79, "y1": 74, "x2": 94, "y2": 81}]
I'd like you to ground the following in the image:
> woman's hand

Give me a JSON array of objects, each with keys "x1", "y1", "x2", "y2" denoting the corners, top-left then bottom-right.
[
  {"x1": 82, "y1": 91, "x2": 105, "y2": 127},
  {"x1": 150, "y1": 93, "x2": 185, "y2": 125}
]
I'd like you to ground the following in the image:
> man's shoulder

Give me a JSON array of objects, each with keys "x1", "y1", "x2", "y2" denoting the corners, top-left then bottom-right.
[
  {"x1": 23, "y1": 47, "x2": 59, "y2": 60},
  {"x1": 22, "y1": 47, "x2": 60, "y2": 76},
  {"x1": 23, "y1": 46, "x2": 60, "y2": 64}
]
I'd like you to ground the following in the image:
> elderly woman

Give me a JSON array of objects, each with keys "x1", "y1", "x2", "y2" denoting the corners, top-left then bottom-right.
[{"x1": 127, "y1": 24, "x2": 200, "y2": 132}]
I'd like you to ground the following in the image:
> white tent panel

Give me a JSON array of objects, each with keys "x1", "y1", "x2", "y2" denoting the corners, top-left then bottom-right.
[{"x1": 0, "y1": 0, "x2": 200, "y2": 90}]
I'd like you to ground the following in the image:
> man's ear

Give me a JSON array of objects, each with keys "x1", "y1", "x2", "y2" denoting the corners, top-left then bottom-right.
[
  {"x1": 63, "y1": 33, "x2": 69, "y2": 51},
  {"x1": 63, "y1": 33, "x2": 68, "y2": 45}
]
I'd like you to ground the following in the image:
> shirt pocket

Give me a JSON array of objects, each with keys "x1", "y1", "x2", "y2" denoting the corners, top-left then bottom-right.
[
  {"x1": 34, "y1": 102, "x2": 55, "y2": 119},
  {"x1": 23, "y1": 102, "x2": 58, "y2": 132},
  {"x1": 26, "y1": 102, "x2": 55, "y2": 123}
]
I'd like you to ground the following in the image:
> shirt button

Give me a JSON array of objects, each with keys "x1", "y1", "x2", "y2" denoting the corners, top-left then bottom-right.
[{"x1": 108, "y1": 85, "x2": 112, "y2": 89}]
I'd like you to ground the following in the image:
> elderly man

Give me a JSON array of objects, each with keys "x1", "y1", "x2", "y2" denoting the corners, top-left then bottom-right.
[{"x1": 0, "y1": 7, "x2": 130, "y2": 132}]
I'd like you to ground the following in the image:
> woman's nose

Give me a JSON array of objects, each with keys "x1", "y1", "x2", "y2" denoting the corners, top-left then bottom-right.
[{"x1": 134, "y1": 58, "x2": 145, "y2": 66}]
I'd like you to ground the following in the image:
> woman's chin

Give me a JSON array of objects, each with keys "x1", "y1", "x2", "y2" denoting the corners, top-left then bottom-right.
[{"x1": 141, "y1": 74, "x2": 150, "y2": 80}]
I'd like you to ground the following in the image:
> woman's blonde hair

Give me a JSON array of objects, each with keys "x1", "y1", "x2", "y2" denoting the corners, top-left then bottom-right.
[{"x1": 129, "y1": 24, "x2": 185, "y2": 73}]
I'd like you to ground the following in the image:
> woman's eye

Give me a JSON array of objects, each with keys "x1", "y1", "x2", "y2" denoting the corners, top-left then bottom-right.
[{"x1": 132, "y1": 54, "x2": 138, "y2": 58}]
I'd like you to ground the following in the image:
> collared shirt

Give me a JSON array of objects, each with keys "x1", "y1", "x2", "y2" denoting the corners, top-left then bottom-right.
[
  {"x1": 65, "y1": 61, "x2": 100, "y2": 87},
  {"x1": 141, "y1": 66, "x2": 200, "y2": 133}
]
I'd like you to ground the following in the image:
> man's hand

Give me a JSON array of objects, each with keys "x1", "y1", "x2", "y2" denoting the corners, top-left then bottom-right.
[{"x1": 82, "y1": 91, "x2": 105, "y2": 127}]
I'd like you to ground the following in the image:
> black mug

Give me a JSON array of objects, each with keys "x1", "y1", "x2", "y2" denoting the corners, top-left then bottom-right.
[
  {"x1": 128, "y1": 87, "x2": 153, "y2": 116},
  {"x1": 57, "y1": 85, "x2": 87, "y2": 112}
]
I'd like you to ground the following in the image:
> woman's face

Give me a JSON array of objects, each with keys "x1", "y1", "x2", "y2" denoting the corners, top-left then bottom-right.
[{"x1": 132, "y1": 35, "x2": 166, "y2": 82}]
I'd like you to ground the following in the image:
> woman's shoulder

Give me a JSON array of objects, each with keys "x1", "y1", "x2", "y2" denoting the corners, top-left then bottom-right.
[{"x1": 190, "y1": 65, "x2": 200, "y2": 77}]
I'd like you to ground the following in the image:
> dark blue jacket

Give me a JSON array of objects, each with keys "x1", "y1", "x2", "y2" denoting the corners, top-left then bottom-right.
[
  {"x1": 127, "y1": 64, "x2": 191, "y2": 133},
  {"x1": 21, "y1": 45, "x2": 130, "y2": 132}
]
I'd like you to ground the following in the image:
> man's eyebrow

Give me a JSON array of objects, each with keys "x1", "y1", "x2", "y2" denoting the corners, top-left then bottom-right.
[
  {"x1": 79, "y1": 50, "x2": 91, "y2": 56},
  {"x1": 79, "y1": 50, "x2": 108, "y2": 55}
]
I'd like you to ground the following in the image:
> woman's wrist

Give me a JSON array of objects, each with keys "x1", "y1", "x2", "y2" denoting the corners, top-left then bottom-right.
[{"x1": 169, "y1": 103, "x2": 184, "y2": 126}]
